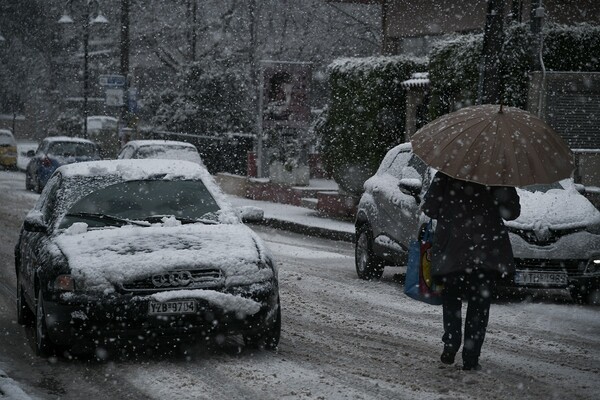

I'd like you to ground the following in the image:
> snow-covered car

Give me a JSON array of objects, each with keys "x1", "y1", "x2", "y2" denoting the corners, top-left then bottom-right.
[
  {"x1": 25, "y1": 136, "x2": 101, "y2": 193},
  {"x1": 118, "y1": 140, "x2": 205, "y2": 167},
  {"x1": 0, "y1": 129, "x2": 18, "y2": 170},
  {"x1": 355, "y1": 143, "x2": 600, "y2": 304},
  {"x1": 15, "y1": 159, "x2": 280, "y2": 356}
]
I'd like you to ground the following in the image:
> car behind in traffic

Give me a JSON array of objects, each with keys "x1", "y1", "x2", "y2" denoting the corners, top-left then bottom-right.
[
  {"x1": 0, "y1": 129, "x2": 18, "y2": 170},
  {"x1": 118, "y1": 140, "x2": 205, "y2": 167},
  {"x1": 15, "y1": 159, "x2": 280, "y2": 356},
  {"x1": 25, "y1": 136, "x2": 101, "y2": 193},
  {"x1": 355, "y1": 143, "x2": 600, "y2": 304}
]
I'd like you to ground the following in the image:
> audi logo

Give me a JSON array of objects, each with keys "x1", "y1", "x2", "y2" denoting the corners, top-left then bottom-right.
[{"x1": 152, "y1": 271, "x2": 193, "y2": 288}]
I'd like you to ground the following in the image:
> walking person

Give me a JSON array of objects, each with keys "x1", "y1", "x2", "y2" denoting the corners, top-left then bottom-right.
[{"x1": 422, "y1": 171, "x2": 521, "y2": 370}]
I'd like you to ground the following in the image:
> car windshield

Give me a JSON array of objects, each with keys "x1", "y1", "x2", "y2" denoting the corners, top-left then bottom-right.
[
  {"x1": 49, "y1": 142, "x2": 98, "y2": 157},
  {"x1": 58, "y1": 179, "x2": 220, "y2": 229}
]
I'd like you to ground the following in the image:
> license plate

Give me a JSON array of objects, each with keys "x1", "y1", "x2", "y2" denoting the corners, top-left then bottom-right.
[
  {"x1": 148, "y1": 300, "x2": 197, "y2": 315},
  {"x1": 514, "y1": 270, "x2": 568, "y2": 287}
]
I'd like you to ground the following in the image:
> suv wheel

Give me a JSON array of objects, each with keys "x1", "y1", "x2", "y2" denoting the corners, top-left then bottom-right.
[{"x1": 355, "y1": 225, "x2": 384, "y2": 280}]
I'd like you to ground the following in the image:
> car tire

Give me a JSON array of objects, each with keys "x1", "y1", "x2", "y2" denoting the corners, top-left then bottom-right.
[
  {"x1": 243, "y1": 298, "x2": 281, "y2": 350},
  {"x1": 35, "y1": 288, "x2": 54, "y2": 357},
  {"x1": 34, "y1": 178, "x2": 43, "y2": 194},
  {"x1": 25, "y1": 173, "x2": 33, "y2": 191},
  {"x1": 16, "y1": 272, "x2": 34, "y2": 326},
  {"x1": 355, "y1": 225, "x2": 384, "y2": 280}
]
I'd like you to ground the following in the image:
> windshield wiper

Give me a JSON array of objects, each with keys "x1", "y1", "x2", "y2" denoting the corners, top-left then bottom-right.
[
  {"x1": 65, "y1": 212, "x2": 151, "y2": 227},
  {"x1": 141, "y1": 215, "x2": 218, "y2": 225}
]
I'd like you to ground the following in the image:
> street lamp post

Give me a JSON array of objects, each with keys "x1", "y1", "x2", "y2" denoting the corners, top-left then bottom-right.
[{"x1": 59, "y1": 0, "x2": 108, "y2": 138}]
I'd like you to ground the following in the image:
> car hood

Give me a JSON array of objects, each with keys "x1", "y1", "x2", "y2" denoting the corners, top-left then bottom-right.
[
  {"x1": 54, "y1": 223, "x2": 273, "y2": 292},
  {"x1": 506, "y1": 186, "x2": 600, "y2": 231}
]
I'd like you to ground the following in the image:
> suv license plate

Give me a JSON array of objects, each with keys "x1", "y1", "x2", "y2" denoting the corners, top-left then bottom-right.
[
  {"x1": 148, "y1": 300, "x2": 197, "y2": 315},
  {"x1": 514, "y1": 271, "x2": 568, "y2": 287}
]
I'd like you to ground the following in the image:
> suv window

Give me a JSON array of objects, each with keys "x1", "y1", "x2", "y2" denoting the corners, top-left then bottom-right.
[{"x1": 384, "y1": 151, "x2": 411, "y2": 179}]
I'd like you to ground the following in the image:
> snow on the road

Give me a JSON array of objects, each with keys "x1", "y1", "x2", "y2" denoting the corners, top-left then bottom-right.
[{"x1": 0, "y1": 367, "x2": 34, "y2": 400}]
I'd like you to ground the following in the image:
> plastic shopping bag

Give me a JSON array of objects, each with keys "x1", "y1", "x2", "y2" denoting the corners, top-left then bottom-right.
[{"x1": 404, "y1": 220, "x2": 443, "y2": 305}]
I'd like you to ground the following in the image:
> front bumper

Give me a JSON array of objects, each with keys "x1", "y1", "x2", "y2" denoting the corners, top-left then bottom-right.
[
  {"x1": 42, "y1": 281, "x2": 279, "y2": 346},
  {"x1": 499, "y1": 257, "x2": 600, "y2": 290}
]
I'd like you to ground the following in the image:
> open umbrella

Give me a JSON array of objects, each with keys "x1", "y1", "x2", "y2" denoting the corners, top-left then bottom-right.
[{"x1": 410, "y1": 104, "x2": 575, "y2": 187}]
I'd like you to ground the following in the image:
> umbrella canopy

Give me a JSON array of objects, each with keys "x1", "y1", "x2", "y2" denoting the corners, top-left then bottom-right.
[{"x1": 410, "y1": 104, "x2": 575, "y2": 187}]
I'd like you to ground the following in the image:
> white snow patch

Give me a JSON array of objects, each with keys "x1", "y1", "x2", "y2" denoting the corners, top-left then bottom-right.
[{"x1": 0, "y1": 368, "x2": 34, "y2": 400}]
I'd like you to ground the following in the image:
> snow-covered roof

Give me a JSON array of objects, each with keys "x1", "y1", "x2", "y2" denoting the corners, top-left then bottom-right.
[
  {"x1": 127, "y1": 140, "x2": 197, "y2": 149},
  {"x1": 43, "y1": 136, "x2": 96, "y2": 144},
  {"x1": 328, "y1": 55, "x2": 428, "y2": 75},
  {"x1": 401, "y1": 72, "x2": 430, "y2": 89},
  {"x1": 56, "y1": 159, "x2": 206, "y2": 181},
  {"x1": 87, "y1": 115, "x2": 118, "y2": 122}
]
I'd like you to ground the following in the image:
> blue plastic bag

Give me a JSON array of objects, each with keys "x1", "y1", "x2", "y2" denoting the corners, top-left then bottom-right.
[{"x1": 404, "y1": 221, "x2": 443, "y2": 305}]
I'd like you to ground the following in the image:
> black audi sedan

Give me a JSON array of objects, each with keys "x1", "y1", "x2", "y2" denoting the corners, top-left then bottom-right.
[{"x1": 15, "y1": 159, "x2": 280, "y2": 356}]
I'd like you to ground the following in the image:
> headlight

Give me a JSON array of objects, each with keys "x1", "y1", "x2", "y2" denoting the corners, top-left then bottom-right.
[
  {"x1": 54, "y1": 274, "x2": 75, "y2": 291},
  {"x1": 585, "y1": 258, "x2": 600, "y2": 275}
]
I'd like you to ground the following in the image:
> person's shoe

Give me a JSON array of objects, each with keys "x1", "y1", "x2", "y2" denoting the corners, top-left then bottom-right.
[
  {"x1": 440, "y1": 350, "x2": 456, "y2": 365},
  {"x1": 462, "y1": 359, "x2": 481, "y2": 371}
]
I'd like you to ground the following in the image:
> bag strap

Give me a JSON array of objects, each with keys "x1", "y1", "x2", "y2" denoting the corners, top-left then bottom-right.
[{"x1": 422, "y1": 219, "x2": 434, "y2": 243}]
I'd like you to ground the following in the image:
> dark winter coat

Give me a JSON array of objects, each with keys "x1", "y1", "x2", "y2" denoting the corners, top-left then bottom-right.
[{"x1": 422, "y1": 172, "x2": 521, "y2": 279}]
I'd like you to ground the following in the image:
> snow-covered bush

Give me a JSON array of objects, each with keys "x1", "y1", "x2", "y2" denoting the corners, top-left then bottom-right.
[
  {"x1": 429, "y1": 23, "x2": 600, "y2": 119},
  {"x1": 318, "y1": 56, "x2": 427, "y2": 195}
]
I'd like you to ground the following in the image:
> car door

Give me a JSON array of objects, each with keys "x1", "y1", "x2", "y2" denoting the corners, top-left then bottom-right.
[
  {"x1": 20, "y1": 175, "x2": 61, "y2": 303},
  {"x1": 379, "y1": 150, "x2": 427, "y2": 253}
]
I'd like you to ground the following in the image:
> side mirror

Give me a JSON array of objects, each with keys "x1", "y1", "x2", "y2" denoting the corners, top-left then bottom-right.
[
  {"x1": 24, "y1": 213, "x2": 48, "y2": 233},
  {"x1": 398, "y1": 178, "x2": 422, "y2": 198},
  {"x1": 26, "y1": 150, "x2": 35, "y2": 157},
  {"x1": 574, "y1": 183, "x2": 586, "y2": 194},
  {"x1": 237, "y1": 206, "x2": 264, "y2": 223}
]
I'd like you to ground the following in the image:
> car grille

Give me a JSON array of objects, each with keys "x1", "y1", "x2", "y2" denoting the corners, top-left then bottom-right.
[
  {"x1": 514, "y1": 258, "x2": 587, "y2": 276},
  {"x1": 509, "y1": 227, "x2": 583, "y2": 246},
  {"x1": 121, "y1": 268, "x2": 224, "y2": 293}
]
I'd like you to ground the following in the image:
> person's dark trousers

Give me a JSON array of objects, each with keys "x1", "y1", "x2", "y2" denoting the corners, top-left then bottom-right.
[{"x1": 441, "y1": 269, "x2": 496, "y2": 364}]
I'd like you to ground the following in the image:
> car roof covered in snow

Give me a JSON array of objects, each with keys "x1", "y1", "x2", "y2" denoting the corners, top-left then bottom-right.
[
  {"x1": 43, "y1": 136, "x2": 96, "y2": 144},
  {"x1": 56, "y1": 159, "x2": 208, "y2": 181},
  {"x1": 126, "y1": 140, "x2": 197, "y2": 149}
]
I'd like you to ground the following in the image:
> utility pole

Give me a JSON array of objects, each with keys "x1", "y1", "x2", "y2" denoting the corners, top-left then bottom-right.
[
  {"x1": 477, "y1": 0, "x2": 506, "y2": 105},
  {"x1": 120, "y1": 0, "x2": 130, "y2": 127}
]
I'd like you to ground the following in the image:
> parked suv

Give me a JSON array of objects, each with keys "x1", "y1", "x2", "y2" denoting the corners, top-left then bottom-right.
[{"x1": 355, "y1": 143, "x2": 600, "y2": 304}]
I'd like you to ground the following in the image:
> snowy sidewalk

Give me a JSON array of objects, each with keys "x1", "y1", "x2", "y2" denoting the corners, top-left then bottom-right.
[{"x1": 228, "y1": 195, "x2": 355, "y2": 242}]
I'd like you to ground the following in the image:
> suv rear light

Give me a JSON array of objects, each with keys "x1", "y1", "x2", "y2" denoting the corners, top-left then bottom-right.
[
  {"x1": 42, "y1": 157, "x2": 52, "y2": 167},
  {"x1": 54, "y1": 275, "x2": 75, "y2": 291}
]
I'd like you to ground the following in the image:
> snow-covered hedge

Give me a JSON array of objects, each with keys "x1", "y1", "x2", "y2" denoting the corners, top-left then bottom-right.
[
  {"x1": 318, "y1": 56, "x2": 427, "y2": 195},
  {"x1": 429, "y1": 23, "x2": 600, "y2": 119}
]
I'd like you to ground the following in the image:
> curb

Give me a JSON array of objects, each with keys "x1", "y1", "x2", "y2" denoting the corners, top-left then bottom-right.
[{"x1": 251, "y1": 217, "x2": 355, "y2": 243}]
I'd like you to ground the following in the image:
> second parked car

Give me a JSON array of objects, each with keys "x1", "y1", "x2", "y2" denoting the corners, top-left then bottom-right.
[
  {"x1": 25, "y1": 136, "x2": 101, "y2": 193},
  {"x1": 355, "y1": 143, "x2": 600, "y2": 304},
  {"x1": 118, "y1": 140, "x2": 205, "y2": 167}
]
